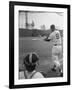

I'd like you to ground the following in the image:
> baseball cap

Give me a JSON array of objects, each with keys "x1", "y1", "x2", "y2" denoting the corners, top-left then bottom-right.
[{"x1": 24, "y1": 52, "x2": 39, "y2": 66}]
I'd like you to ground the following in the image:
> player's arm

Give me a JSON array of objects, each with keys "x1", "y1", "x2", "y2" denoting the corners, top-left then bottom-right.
[
  {"x1": 46, "y1": 38, "x2": 51, "y2": 41},
  {"x1": 47, "y1": 33, "x2": 53, "y2": 41},
  {"x1": 44, "y1": 33, "x2": 53, "y2": 41},
  {"x1": 44, "y1": 36, "x2": 51, "y2": 41}
]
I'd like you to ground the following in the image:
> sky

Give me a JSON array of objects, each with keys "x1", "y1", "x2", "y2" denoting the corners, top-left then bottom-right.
[{"x1": 19, "y1": 11, "x2": 64, "y2": 30}]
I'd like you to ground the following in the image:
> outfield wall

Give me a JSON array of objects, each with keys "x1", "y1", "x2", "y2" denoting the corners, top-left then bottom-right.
[{"x1": 19, "y1": 28, "x2": 63, "y2": 37}]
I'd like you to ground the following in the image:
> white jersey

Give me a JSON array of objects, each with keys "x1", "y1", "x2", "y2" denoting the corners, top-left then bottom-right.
[
  {"x1": 48, "y1": 30, "x2": 62, "y2": 45},
  {"x1": 19, "y1": 70, "x2": 44, "y2": 79}
]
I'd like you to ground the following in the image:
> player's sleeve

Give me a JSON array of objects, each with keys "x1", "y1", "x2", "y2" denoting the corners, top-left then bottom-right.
[
  {"x1": 48, "y1": 33, "x2": 53, "y2": 40},
  {"x1": 44, "y1": 32, "x2": 53, "y2": 41}
]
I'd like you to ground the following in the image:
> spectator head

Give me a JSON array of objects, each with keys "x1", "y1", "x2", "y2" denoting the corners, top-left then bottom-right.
[{"x1": 23, "y1": 52, "x2": 39, "y2": 72}]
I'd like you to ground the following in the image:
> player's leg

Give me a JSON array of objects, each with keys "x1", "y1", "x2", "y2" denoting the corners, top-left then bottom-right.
[
  {"x1": 52, "y1": 46, "x2": 60, "y2": 66},
  {"x1": 57, "y1": 45, "x2": 62, "y2": 60},
  {"x1": 51, "y1": 46, "x2": 61, "y2": 71},
  {"x1": 57, "y1": 45, "x2": 63, "y2": 76},
  {"x1": 52, "y1": 55, "x2": 61, "y2": 71}
]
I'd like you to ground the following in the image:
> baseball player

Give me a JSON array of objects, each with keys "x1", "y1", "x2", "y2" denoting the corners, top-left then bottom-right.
[{"x1": 47, "y1": 24, "x2": 62, "y2": 71}]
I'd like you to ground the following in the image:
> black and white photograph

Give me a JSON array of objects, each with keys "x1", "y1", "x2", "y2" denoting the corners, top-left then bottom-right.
[
  {"x1": 19, "y1": 11, "x2": 63, "y2": 79},
  {"x1": 9, "y1": 1, "x2": 70, "y2": 89}
]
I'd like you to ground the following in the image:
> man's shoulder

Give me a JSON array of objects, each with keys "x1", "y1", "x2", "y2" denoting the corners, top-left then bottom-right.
[
  {"x1": 50, "y1": 31, "x2": 54, "y2": 36},
  {"x1": 32, "y1": 72, "x2": 44, "y2": 78},
  {"x1": 55, "y1": 30, "x2": 60, "y2": 33}
]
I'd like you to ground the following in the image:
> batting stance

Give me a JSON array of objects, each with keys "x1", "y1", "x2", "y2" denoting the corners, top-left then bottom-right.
[{"x1": 47, "y1": 24, "x2": 62, "y2": 70}]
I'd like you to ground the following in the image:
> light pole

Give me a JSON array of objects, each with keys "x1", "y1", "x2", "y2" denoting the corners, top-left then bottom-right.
[{"x1": 25, "y1": 11, "x2": 28, "y2": 29}]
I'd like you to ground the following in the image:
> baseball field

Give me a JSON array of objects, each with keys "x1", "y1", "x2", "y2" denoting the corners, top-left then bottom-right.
[{"x1": 19, "y1": 36, "x2": 63, "y2": 78}]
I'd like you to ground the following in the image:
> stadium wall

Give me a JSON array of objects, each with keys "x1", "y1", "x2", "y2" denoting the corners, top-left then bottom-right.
[
  {"x1": 19, "y1": 29, "x2": 51, "y2": 37},
  {"x1": 19, "y1": 28, "x2": 63, "y2": 37}
]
